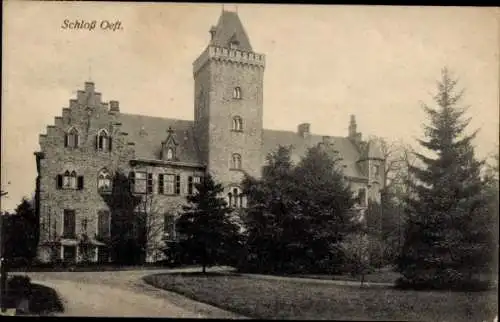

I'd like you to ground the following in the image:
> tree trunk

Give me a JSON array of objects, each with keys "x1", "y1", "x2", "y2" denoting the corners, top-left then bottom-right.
[{"x1": 360, "y1": 273, "x2": 365, "y2": 287}]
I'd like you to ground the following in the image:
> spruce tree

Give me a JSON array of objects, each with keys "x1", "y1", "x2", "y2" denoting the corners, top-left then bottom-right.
[
  {"x1": 176, "y1": 174, "x2": 242, "y2": 273},
  {"x1": 399, "y1": 68, "x2": 493, "y2": 289}
]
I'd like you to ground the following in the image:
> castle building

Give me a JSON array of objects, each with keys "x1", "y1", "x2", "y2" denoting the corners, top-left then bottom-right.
[{"x1": 34, "y1": 9, "x2": 384, "y2": 263}]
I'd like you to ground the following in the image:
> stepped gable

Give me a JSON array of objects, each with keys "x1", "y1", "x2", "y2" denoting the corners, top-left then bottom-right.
[
  {"x1": 262, "y1": 129, "x2": 365, "y2": 179},
  {"x1": 118, "y1": 113, "x2": 201, "y2": 165}
]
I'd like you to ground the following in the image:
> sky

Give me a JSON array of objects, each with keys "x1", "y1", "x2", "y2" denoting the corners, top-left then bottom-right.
[{"x1": 2, "y1": 3, "x2": 499, "y2": 212}]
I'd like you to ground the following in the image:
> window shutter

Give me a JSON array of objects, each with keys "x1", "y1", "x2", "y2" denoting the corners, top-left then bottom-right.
[
  {"x1": 56, "y1": 174, "x2": 63, "y2": 189},
  {"x1": 129, "y1": 171, "x2": 135, "y2": 193},
  {"x1": 188, "y1": 176, "x2": 193, "y2": 195},
  {"x1": 158, "y1": 174, "x2": 164, "y2": 194},
  {"x1": 147, "y1": 173, "x2": 153, "y2": 194},
  {"x1": 75, "y1": 134, "x2": 79, "y2": 148},
  {"x1": 109, "y1": 137, "x2": 112, "y2": 151},
  {"x1": 175, "y1": 175, "x2": 181, "y2": 195},
  {"x1": 64, "y1": 134, "x2": 68, "y2": 147},
  {"x1": 77, "y1": 176, "x2": 84, "y2": 190},
  {"x1": 95, "y1": 135, "x2": 99, "y2": 150}
]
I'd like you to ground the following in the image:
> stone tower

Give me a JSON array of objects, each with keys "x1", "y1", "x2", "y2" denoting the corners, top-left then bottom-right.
[{"x1": 193, "y1": 9, "x2": 265, "y2": 193}]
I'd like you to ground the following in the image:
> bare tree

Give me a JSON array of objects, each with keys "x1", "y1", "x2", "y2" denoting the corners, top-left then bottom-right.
[{"x1": 135, "y1": 193, "x2": 167, "y2": 263}]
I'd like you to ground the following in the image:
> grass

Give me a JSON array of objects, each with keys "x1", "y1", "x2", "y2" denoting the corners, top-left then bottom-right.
[
  {"x1": 144, "y1": 272, "x2": 498, "y2": 321},
  {"x1": 287, "y1": 267, "x2": 401, "y2": 284}
]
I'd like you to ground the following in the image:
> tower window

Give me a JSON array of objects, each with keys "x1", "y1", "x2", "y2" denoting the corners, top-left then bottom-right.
[
  {"x1": 357, "y1": 188, "x2": 367, "y2": 208},
  {"x1": 227, "y1": 187, "x2": 246, "y2": 209},
  {"x1": 231, "y1": 153, "x2": 242, "y2": 170},
  {"x1": 233, "y1": 87, "x2": 242, "y2": 99},
  {"x1": 232, "y1": 116, "x2": 243, "y2": 131},
  {"x1": 65, "y1": 127, "x2": 79, "y2": 148}
]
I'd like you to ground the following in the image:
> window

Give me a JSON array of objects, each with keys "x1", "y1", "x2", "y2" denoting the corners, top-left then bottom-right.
[
  {"x1": 232, "y1": 116, "x2": 243, "y2": 131},
  {"x1": 131, "y1": 171, "x2": 147, "y2": 194},
  {"x1": 166, "y1": 148, "x2": 174, "y2": 161},
  {"x1": 230, "y1": 40, "x2": 240, "y2": 49},
  {"x1": 372, "y1": 164, "x2": 380, "y2": 177},
  {"x1": 64, "y1": 127, "x2": 79, "y2": 148},
  {"x1": 158, "y1": 174, "x2": 180, "y2": 195},
  {"x1": 98, "y1": 169, "x2": 112, "y2": 192},
  {"x1": 57, "y1": 171, "x2": 83, "y2": 190},
  {"x1": 97, "y1": 210, "x2": 111, "y2": 239},
  {"x1": 62, "y1": 209, "x2": 76, "y2": 239},
  {"x1": 357, "y1": 188, "x2": 367, "y2": 208},
  {"x1": 233, "y1": 87, "x2": 242, "y2": 99},
  {"x1": 164, "y1": 214, "x2": 176, "y2": 240},
  {"x1": 188, "y1": 176, "x2": 202, "y2": 195},
  {"x1": 96, "y1": 129, "x2": 112, "y2": 151},
  {"x1": 231, "y1": 153, "x2": 242, "y2": 169},
  {"x1": 227, "y1": 187, "x2": 246, "y2": 208}
]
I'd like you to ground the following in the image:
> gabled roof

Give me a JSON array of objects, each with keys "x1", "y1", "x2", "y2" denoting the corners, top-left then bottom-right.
[
  {"x1": 210, "y1": 10, "x2": 253, "y2": 51},
  {"x1": 118, "y1": 114, "x2": 201, "y2": 165},
  {"x1": 262, "y1": 130, "x2": 365, "y2": 178}
]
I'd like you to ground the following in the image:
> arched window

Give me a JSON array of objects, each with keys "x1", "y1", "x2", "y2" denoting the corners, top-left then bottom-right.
[
  {"x1": 98, "y1": 169, "x2": 112, "y2": 191},
  {"x1": 231, "y1": 153, "x2": 242, "y2": 169},
  {"x1": 63, "y1": 170, "x2": 71, "y2": 188},
  {"x1": 232, "y1": 116, "x2": 243, "y2": 131},
  {"x1": 70, "y1": 171, "x2": 77, "y2": 189},
  {"x1": 97, "y1": 129, "x2": 110, "y2": 151},
  {"x1": 233, "y1": 87, "x2": 242, "y2": 99},
  {"x1": 166, "y1": 148, "x2": 174, "y2": 161},
  {"x1": 228, "y1": 187, "x2": 246, "y2": 209},
  {"x1": 65, "y1": 127, "x2": 79, "y2": 148}
]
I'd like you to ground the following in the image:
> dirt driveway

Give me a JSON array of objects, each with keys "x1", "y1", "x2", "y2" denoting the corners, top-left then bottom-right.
[{"x1": 18, "y1": 266, "x2": 244, "y2": 318}]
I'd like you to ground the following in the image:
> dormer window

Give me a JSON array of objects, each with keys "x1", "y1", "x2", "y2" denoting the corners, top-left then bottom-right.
[
  {"x1": 233, "y1": 87, "x2": 242, "y2": 100},
  {"x1": 96, "y1": 129, "x2": 111, "y2": 151},
  {"x1": 230, "y1": 40, "x2": 240, "y2": 49},
  {"x1": 65, "y1": 128, "x2": 79, "y2": 148},
  {"x1": 232, "y1": 116, "x2": 243, "y2": 131},
  {"x1": 166, "y1": 148, "x2": 174, "y2": 161}
]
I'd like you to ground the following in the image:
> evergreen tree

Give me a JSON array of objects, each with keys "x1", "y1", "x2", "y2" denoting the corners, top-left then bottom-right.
[
  {"x1": 176, "y1": 174, "x2": 242, "y2": 273},
  {"x1": 242, "y1": 144, "x2": 358, "y2": 274},
  {"x1": 242, "y1": 145, "x2": 300, "y2": 273},
  {"x1": 399, "y1": 68, "x2": 494, "y2": 289}
]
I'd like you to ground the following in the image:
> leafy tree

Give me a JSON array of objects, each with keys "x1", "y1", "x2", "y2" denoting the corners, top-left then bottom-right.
[
  {"x1": 2, "y1": 198, "x2": 38, "y2": 262},
  {"x1": 398, "y1": 68, "x2": 495, "y2": 289},
  {"x1": 176, "y1": 174, "x2": 242, "y2": 273},
  {"x1": 340, "y1": 233, "x2": 372, "y2": 286},
  {"x1": 242, "y1": 144, "x2": 358, "y2": 274}
]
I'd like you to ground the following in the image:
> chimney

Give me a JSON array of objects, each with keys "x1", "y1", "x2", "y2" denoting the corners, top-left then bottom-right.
[
  {"x1": 297, "y1": 123, "x2": 310, "y2": 138},
  {"x1": 348, "y1": 115, "x2": 362, "y2": 145},
  {"x1": 109, "y1": 100, "x2": 120, "y2": 112},
  {"x1": 84, "y1": 82, "x2": 95, "y2": 93},
  {"x1": 348, "y1": 115, "x2": 357, "y2": 138}
]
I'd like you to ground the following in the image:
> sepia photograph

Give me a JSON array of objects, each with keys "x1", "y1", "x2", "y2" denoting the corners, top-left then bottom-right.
[{"x1": 1, "y1": 1, "x2": 498, "y2": 320}]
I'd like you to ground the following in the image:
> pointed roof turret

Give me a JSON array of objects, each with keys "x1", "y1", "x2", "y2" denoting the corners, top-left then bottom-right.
[{"x1": 209, "y1": 10, "x2": 253, "y2": 51}]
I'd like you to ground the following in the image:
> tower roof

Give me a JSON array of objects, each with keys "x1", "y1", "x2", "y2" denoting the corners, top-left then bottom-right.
[{"x1": 209, "y1": 10, "x2": 253, "y2": 51}]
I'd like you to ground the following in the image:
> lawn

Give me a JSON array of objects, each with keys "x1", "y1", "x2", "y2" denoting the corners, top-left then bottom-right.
[{"x1": 144, "y1": 272, "x2": 498, "y2": 321}]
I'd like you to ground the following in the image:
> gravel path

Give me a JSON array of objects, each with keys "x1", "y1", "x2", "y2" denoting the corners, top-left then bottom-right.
[{"x1": 17, "y1": 266, "x2": 243, "y2": 318}]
